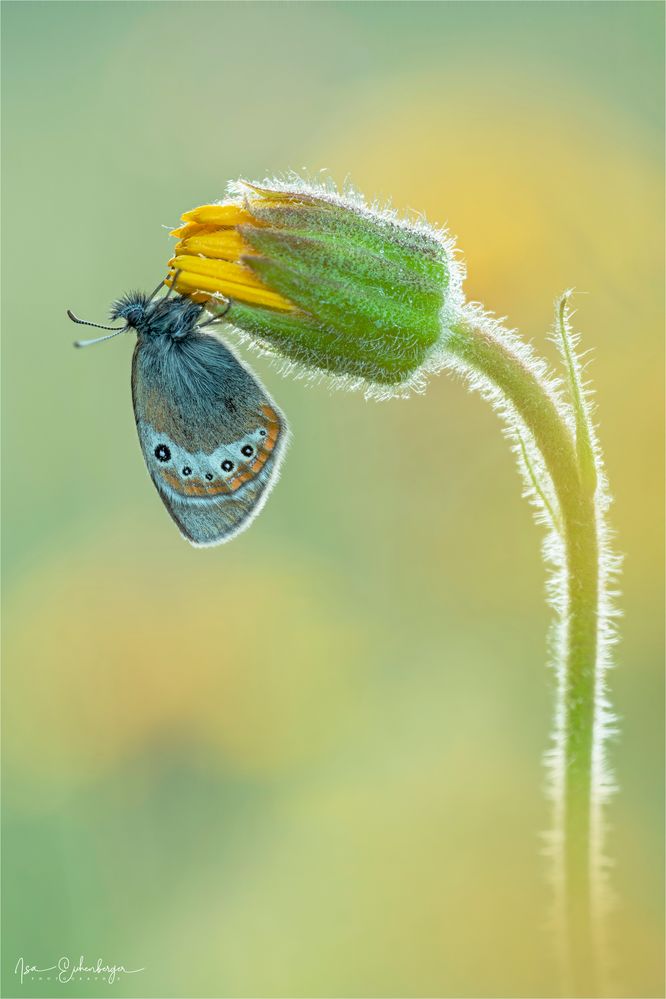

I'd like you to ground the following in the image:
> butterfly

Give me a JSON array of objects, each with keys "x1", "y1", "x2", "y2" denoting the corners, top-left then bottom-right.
[{"x1": 69, "y1": 280, "x2": 288, "y2": 547}]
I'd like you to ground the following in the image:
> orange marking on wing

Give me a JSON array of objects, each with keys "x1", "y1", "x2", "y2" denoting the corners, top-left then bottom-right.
[
  {"x1": 229, "y1": 469, "x2": 254, "y2": 491},
  {"x1": 258, "y1": 405, "x2": 281, "y2": 456},
  {"x1": 261, "y1": 404, "x2": 281, "y2": 428},
  {"x1": 246, "y1": 420, "x2": 281, "y2": 471},
  {"x1": 161, "y1": 470, "x2": 232, "y2": 497},
  {"x1": 226, "y1": 429, "x2": 277, "y2": 488}
]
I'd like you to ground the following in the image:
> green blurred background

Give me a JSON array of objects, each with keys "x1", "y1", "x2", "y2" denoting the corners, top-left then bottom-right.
[{"x1": 2, "y1": 2, "x2": 663, "y2": 997}]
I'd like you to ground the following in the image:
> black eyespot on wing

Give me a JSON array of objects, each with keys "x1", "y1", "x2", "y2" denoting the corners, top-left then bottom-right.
[
  {"x1": 155, "y1": 444, "x2": 171, "y2": 462},
  {"x1": 205, "y1": 473, "x2": 213, "y2": 481},
  {"x1": 241, "y1": 445, "x2": 254, "y2": 457},
  {"x1": 259, "y1": 429, "x2": 267, "y2": 437},
  {"x1": 221, "y1": 460, "x2": 234, "y2": 472},
  {"x1": 182, "y1": 466, "x2": 192, "y2": 476}
]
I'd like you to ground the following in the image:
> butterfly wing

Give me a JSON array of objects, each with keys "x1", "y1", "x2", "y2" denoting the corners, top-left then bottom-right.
[{"x1": 132, "y1": 330, "x2": 288, "y2": 546}]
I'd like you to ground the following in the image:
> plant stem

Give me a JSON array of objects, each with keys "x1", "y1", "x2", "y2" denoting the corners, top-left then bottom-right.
[{"x1": 445, "y1": 311, "x2": 602, "y2": 996}]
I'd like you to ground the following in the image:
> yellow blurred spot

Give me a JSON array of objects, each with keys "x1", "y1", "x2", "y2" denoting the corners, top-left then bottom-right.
[{"x1": 3, "y1": 529, "x2": 366, "y2": 791}]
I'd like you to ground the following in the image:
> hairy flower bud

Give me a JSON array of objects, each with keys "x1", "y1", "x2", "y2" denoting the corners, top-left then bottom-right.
[{"x1": 167, "y1": 178, "x2": 463, "y2": 396}]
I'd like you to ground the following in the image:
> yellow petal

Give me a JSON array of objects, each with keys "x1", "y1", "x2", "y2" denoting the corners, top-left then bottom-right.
[
  {"x1": 175, "y1": 230, "x2": 248, "y2": 261},
  {"x1": 169, "y1": 254, "x2": 268, "y2": 289},
  {"x1": 180, "y1": 204, "x2": 257, "y2": 226},
  {"x1": 166, "y1": 268, "x2": 293, "y2": 312},
  {"x1": 169, "y1": 221, "x2": 219, "y2": 239}
]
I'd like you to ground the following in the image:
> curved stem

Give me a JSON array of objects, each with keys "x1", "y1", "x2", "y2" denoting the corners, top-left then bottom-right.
[{"x1": 445, "y1": 312, "x2": 602, "y2": 996}]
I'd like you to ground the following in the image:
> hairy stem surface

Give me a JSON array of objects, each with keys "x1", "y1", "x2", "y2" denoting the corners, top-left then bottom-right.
[{"x1": 446, "y1": 310, "x2": 603, "y2": 995}]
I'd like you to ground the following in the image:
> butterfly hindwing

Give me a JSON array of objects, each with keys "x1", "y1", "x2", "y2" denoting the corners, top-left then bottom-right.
[{"x1": 131, "y1": 329, "x2": 287, "y2": 546}]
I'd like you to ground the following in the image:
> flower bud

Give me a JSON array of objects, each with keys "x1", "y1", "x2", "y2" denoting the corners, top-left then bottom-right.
[{"x1": 167, "y1": 178, "x2": 462, "y2": 395}]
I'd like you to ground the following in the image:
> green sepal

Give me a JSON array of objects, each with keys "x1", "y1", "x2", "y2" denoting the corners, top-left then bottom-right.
[
  {"x1": 239, "y1": 225, "x2": 444, "y2": 310},
  {"x1": 227, "y1": 300, "x2": 424, "y2": 384},
  {"x1": 247, "y1": 199, "x2": 447, "y2": 285},
  {"x1": 243, "y1": 254, "x2": 438, "y2": 375}
]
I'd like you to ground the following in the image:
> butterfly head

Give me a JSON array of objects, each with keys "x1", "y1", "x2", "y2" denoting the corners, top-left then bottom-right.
[
  {"x1": 109, "y1": 291, "x2": 151, "y2": 331},
  {"x1": 110, "y1": 291, "x2": 202, "y2": 341},
  {"x1": 69, "y1": 280, "x2": 205, "y2": 348}
]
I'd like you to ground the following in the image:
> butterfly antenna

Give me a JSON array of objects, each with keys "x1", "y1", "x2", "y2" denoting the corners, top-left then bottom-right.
[
  {"x1": 67, "y1": 309, "x2": 127, "y2": 348},
  {"x1": 147, "y1": 276, "x2": 170, "y2": 301},
  {"x1": 163, "y1": 269, "x2": 181, "y2": 302}
]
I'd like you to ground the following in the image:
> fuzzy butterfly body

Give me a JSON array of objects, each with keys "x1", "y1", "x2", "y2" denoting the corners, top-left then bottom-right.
[{"x1": 71, "y1": 288, "x2": 287, "y2": 547}]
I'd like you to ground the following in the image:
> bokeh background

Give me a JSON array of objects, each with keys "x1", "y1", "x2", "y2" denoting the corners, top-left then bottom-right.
[{"x1": 2, "y1": 3, "x2": 663, "y2": 997}]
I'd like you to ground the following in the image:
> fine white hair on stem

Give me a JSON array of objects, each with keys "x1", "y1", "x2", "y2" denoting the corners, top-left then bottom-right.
[
  {"x1": 439, "y1": 294, "x2": 619, "y2": 992},
  {"x1": 550, "y1": 292, "x2": 622, "y2": 990}
]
